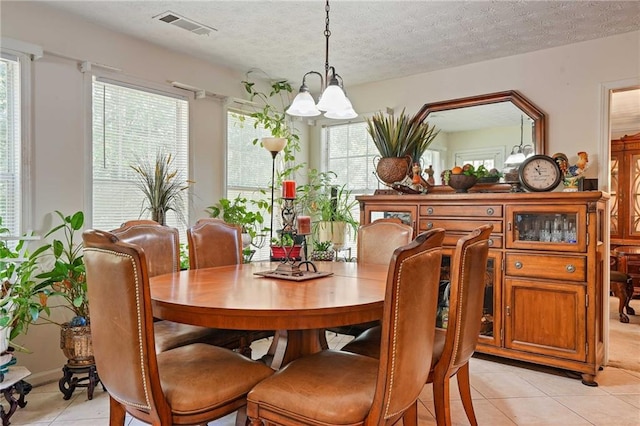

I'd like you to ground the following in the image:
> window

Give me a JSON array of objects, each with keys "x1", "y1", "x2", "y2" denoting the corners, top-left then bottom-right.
[
  {"x1": 226, "y1": 110, "x2": 273, "y2": 260},
  {"x1": 0, "y1": 53, "x2": 22, "y2": 236},
  {"x1": 324, "y1": 122, "x2": 379, "y2": 258},
  {"x1": 92, "y1": 78, "x2": 189, "y2": 235}
]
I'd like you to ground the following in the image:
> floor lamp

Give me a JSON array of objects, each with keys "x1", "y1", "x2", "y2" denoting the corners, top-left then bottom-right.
[{"x1": 262, "y1": 137, "x2": 287, "y2": 244}]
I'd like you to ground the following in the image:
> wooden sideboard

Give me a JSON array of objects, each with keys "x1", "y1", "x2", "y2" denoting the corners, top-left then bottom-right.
[{"x1": 357, "y1": 191, "x2": 608, "y2": 385}]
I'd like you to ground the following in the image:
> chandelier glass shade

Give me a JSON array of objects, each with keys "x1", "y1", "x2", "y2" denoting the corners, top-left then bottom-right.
[
  {"x1": 504, "y1": 115, "x2": 533, "y2": 166},
  {"x1": 286, "y1": 0, "x2": 357, "y2": 120}
]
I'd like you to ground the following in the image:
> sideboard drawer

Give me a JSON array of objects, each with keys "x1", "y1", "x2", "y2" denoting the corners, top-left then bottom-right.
[
  {"x1": 420, "y1": 204, "x2": 502, "y2": 218},
  {"x1": 505, "y1": 253, "x2": 586, "y2": 282},
  {"x1": 420, "y1": 219, "x2": 503, "y2": 233},
  {"x1": 443, "y1": 232, "x2": 503, "y2": 248}
]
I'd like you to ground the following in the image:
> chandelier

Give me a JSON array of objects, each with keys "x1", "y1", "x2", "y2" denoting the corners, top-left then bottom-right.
[{"x1": 286, "y1": 0, "x2": 357, "y2": 119}]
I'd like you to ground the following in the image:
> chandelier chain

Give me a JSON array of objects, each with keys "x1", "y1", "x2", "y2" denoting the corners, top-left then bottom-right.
[{"x1": 324, "y1": 0, "x2": 331, "y2": 79}]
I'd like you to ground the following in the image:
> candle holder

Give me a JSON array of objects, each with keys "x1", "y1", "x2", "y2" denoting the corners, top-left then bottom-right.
[{"x1": 281, "y1": 198, "x2": 296, "y2": 234}]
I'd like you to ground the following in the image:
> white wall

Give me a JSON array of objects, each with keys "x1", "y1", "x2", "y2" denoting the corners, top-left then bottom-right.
[
  {"x1": 340, "y1": 30, "x2": 640, "y2": 185},
  {"x1": 1, "y1": 0, "x2": 638, "y2": 381}
]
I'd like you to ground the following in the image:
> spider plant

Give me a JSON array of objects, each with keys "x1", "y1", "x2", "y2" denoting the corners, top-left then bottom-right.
[{"x1": 131, "y1": 152, "x2": 190, "y2": 226}]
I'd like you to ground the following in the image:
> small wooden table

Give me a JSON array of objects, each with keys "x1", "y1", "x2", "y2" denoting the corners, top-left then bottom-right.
[
  {"x1": 150, "y1": 262, "x2": 388, "y2": 368},
  {"x1": 0, "y1": 366, "x2": 31, "y2": 426}
]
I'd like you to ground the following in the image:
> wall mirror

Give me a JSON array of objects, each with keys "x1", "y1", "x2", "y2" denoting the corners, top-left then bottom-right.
[{"x1": 415, "y1": 91, "x2": 546, "y2": 182}]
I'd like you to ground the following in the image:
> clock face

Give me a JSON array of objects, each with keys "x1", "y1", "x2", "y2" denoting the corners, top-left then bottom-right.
[{"x1": 518, "y1": 155, "x2": 562, "y2": 192}]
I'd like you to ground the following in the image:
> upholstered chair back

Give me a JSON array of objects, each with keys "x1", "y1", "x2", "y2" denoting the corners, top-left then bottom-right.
[
  {"x1": 83, "y1": 230, "x2": 164, "y2": 415},
  {"x1": 445, "y1": 224, "x2": 492, "y2": 371},
  {"x1": 111, "y1": 220, "x2": 180, "y2": 277},
  {"x1": 368, "y1": 228, "x2": 444, "y2": 422},
  {"x1": 187, "y1": 218, "x2": 243, "y2": 269},
  {"x1": 357, "y1": 218, "x2": 413, "y2": 265}
]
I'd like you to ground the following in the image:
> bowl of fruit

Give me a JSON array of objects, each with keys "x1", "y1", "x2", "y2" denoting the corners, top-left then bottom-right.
[{"x1": 448, "y1": 165, "x2": 478, "y2": 193}]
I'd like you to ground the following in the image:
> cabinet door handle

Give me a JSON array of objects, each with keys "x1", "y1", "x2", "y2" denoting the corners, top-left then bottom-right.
[
  {"x1": 514, "y1": 261, "x2": 523, "y2": 269},
  {"x1": 426, "y1": 222, "x2": 433, "y2": 229},
  {"x1": 566, "y1": 264, "x2": 576, "y2": 273},
  {"x1": 506, "y1": 306, "x2": 511, "y2": 316},
  {"x1": 486, "y1": 207, "x2": 494, "y2": 216},
  {"x1": 508, "y1": 222, "x2": 512, "y2": 231},
  {"x1": 487, "y1": 239, "x2": 494, "y2": 247},
  {"x1": 426, "y1": 207, "x2": 434, "y2": 215}
]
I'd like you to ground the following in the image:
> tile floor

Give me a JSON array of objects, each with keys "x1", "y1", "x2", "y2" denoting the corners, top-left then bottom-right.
[{"x1": 6, "y1": 324, "x2": 640, "y2": 425}]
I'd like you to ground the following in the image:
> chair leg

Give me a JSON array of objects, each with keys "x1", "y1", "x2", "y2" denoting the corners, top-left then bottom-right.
[
  {"x1": 456, "y1": 363, "x2": 478, "y2": 426},
  {"x1": 611, "y1": 282, "x2": 630, "y2": 323},
  {"x1": 402, "y1": 400, "x2": 418, "y2": 426},
  {"x1": 625, "y1": 279, "x2": 636, "y2": 315},
  {"x1": 432, "y1": 369, "x2": 452, "y2": 426},
  {"x1": 109, "y1": 395, "x2": 126, "y2": 425}
]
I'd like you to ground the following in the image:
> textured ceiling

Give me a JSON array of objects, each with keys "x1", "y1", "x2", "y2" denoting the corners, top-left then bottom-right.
[{"x1": 39, "y1": 0, "x2": 640, "y2": 88}]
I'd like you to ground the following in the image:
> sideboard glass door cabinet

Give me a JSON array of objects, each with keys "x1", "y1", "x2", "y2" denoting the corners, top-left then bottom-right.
[{"x1": 358, "y1": 191, "x2": 608, "y2": 385}]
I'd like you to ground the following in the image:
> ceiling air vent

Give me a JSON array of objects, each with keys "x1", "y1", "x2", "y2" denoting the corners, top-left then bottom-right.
[{"x1": 153, "y1": 11, "x2": 217, "y2": 36}]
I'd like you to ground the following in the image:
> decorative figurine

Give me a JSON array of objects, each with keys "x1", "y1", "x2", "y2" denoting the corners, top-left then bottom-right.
[
  {"x1": 560, "y1": 151, "x2": 589, "y2": 191},
  {"x1": 426, "y1": 165, "x2": 435, "y2": 186}
]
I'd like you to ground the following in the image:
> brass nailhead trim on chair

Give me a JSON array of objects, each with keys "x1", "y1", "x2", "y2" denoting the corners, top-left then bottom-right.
[{"x1": 86, "y1": 248, "x2": 152, "y2": 411}]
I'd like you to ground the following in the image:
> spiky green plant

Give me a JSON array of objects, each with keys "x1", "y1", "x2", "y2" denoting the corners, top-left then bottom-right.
[
  {"x1": 131, "y1": 152, "x2": 190, "y2": 226},
  {"x1": 366, "y1": 109, "x2": 440, "y2": 162}
]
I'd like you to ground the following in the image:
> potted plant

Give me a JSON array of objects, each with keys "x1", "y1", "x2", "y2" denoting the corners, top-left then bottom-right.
[
  {"x1": 297, "y1": 170, "x2": 359, "y2": 252},
  {"x1": 206, "y1": 195, "x2": 268, "y2": 242},
  {"x1": 270, "y1": 233, "x2": 302, "y2": 261},
  {"x1": 35, "y1": 211, "x2": 93, "y2": 366},
  {"x1": 310, "y1": 240, "x2": 334, "y2": 262},
  {"x1": 365, "y1": 108, "x2": 439, "y2": 185},
  {"x1": 131, "y1": 152, "x2": 190, "y2": 226},
  {"x1": 0, "y1": 224, "x2": 50, "y2": 356}
]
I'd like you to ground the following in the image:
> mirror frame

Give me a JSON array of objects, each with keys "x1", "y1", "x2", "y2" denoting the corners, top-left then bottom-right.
[{"x1": 415, "y1": 90, "x2": 547, "y2": 156}]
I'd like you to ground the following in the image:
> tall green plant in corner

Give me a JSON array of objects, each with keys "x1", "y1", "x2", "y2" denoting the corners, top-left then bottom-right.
[
  {"x1": 131, "y1": 152, "x2": 190, "y2": 226},
  {"x1": 241, "y1": 70, "x2": 303, "y2": 180}
]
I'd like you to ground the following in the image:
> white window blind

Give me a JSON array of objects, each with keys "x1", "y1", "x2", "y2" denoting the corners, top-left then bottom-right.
[
  {"x1": 324, "y1": 122, "x2": 379, "y2": 258},
  {"x1": 92, "y1": 79, "x2": 189, "y2": 235},
  {"x1": 0, "y1": 53, "x2": 21, "y2": 236},
  {"x1": 227, "y1": 110, "x2": 273, "y2": 261}
]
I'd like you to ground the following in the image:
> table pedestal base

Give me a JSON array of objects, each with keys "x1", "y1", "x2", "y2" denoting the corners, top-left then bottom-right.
[
  {"x1": 265, "y1": 330, "x2": 327, "y2": 369},
  {"x1": 59, "y1": 363, "x2": 103, "y2": 400}
]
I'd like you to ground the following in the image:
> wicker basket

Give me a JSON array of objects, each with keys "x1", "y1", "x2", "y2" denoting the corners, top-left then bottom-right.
[
  {"x1": 60, "y1": 323, "x2": 94, "y2": 367},
  {"x1": 375, "y1": 157, "x2": 410, "y2": 184}
]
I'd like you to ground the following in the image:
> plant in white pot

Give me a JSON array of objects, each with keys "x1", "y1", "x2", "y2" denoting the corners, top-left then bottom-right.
[{"x1": 298, "y1": 170, "x2": 359, "y2": 252}]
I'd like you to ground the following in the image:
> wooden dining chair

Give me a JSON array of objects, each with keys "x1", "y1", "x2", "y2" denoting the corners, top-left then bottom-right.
[
  {"x1": 82, "y1": 229, "x2": 274, "y2": 426},
  {"x1": 186, "y1": 218, "x2": 273, "y2": 356},
  {"x1": 357, "y1": 217, "x2": 414, "y2": 265},
  {"x1": 328, "y1": 217, "x2": 415, "y2": 337},
  {"x1": 111, "y1": 220, "x2": 251, "y2": 354},
  {"x1": 246, "y1": 228, "x2": 445, "y2": 426},
  {"x1": 187, "y1": 218, "x2": 243, "y2": 269},
  {"x1": 341, "y1": 224, "x2": 493, "y2": 426}
]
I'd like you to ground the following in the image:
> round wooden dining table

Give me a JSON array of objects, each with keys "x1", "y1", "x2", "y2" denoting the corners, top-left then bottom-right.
[{"x1": 149, "y1": 261, "x2": 388, "y2": 368}]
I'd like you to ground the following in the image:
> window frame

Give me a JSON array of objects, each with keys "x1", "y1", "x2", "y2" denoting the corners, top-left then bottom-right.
[
  {"x1": 85, "y1": 71, "x2": 191, "y2": 235},
  {"x1": 0, "y1": 48, "x2": 34, "y2": 235}
]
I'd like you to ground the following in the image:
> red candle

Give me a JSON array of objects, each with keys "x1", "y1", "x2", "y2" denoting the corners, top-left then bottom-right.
[
  {"x1": 282, "y1": 180, "x2": 296, "y2": 199},
  {"x1": 297, "y1": 216, "x2": 311, "y2": 235}
]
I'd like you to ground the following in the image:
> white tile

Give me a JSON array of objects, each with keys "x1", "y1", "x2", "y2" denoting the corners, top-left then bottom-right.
[
  {"x1": 52, "y1": 388, "x2": 109, "y2": 422},
  {"x1": 418, "y1": 377, "x2": 484, "y2": 402},
  {"x1": 616, "y1": 393, "x2": 640, "y2": 409},
  {"x1": 423, "y1": 397, "x2": 517, "y2": 426},
  {"x1": 489, "y1": 396, "x2": 591, "y2": 425},
  {"x1": 596, "y1": 368, "x2": 640, "y2": 395},
  {"x1": 517, "y1": 368, "x2": 608, "y2": 396},
  {"x1": 7, "y1": 390, "x2": 75, "y2": 424},
  {"x1": 471, "y1": 372, "x2": 546, "y2": 399},
  {"x1": 555, "y1": 394, "x2": 640, "y2": 426}
]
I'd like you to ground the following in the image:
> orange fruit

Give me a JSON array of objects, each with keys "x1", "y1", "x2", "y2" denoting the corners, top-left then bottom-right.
[{"x1": 451, "y1": 166, "x2": 463, "y2": 174}]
